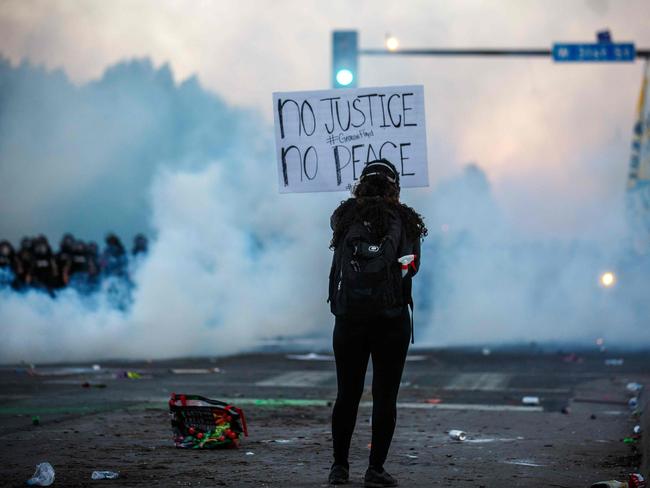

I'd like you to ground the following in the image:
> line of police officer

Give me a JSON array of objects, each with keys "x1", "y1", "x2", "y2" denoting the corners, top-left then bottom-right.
[{"x1": 0, "y1": 232, "x2": 148, "y2": 296}]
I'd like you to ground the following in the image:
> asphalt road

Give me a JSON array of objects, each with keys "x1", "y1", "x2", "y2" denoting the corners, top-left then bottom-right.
[{"x1": 0, "y1": 347, "x2": 647, "y2": 487}]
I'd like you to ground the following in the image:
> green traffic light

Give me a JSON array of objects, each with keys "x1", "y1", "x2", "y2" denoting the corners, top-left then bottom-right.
[{"x1": 336, "y1": 69, "x2": 354, "y2": 86}]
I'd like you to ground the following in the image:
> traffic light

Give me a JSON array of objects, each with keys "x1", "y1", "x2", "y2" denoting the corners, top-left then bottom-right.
[{"x1": 332, "y1": 30, "x2": 358, "y2": 88}]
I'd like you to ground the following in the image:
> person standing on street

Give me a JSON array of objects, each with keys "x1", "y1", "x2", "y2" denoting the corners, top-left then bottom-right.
[{"x1": 327, "y1": 159, "x2": 427, "y2": 487}]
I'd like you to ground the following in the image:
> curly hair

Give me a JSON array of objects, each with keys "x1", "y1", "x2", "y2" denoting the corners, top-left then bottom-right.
[{"x1": 330, "y1": 174, "x2": 428, "y2": 249}]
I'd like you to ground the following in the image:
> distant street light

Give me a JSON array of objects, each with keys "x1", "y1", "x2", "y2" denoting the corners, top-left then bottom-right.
[
  {"x1": 385, "y1": 35, "x2": 399, "y2": 52},
  {"x1": 599, "y1": 271, "x2": 616, "y2": 288}
]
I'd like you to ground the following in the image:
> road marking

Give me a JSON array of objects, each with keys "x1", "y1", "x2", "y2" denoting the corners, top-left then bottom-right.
[
  {"x1": 444, "y1": 373, "x2": 510, "y2": 391},
  {"x1": 256, "y1": 371, "x2": 335, "y2": 387}
]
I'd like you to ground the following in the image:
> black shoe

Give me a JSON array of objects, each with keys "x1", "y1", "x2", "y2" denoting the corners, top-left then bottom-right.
[
  {"x1": 329, "y1": 464, "x2": 349, "y2": 485},
  {"x1": 364, "y1": 466, "x2": 397, "y2": 487}
]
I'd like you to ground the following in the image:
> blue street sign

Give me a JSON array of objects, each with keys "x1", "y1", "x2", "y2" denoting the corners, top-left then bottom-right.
[{"x1": 553, "y1": 43, "x2": 636, "y2": 62}]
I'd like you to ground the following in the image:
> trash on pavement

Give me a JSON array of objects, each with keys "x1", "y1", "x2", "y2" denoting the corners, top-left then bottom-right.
[
  {"x1": 406, "y1": 454, "x2": 418, "y2": 459},
  {"x1": 590, "y1": 481, "x2": 628, "y2": 488},
  {"x1": 32, "y1": 416, "x2": 40, "y2": 426},
  {"x1": 425, "y1": 398, "x2": 442, "y2": 404},
  {"x1": 92, "y1": 364, "x2": 101, "y2": 371},
  {"x1": 604, "y1": 358, "x2": 624, "y2": 366},
  {"x1": 626, "y1": 382, "x2": 643, "y2": 392},
  {"x1": 628, "y1": 397, "x2": 639, "y2": 409},
  {"x1": 633, "y1": 425, "x2": 641, "y2": 434},
  {"x1": 81, "y1": 382, "x2": 107, "y2": 388},
  {"x1": 628, "y1": 473, "x2": 646, "y2": 488},
  {"x1": 623, "y1": 437, "x2": 637, "y2": 444},
  {"x1": 522, "y1": 396, "x2": 540, "y2": 406},
  {"x1": 169, "y1": 393, "x2": 248, "y2": 449},
  {"x1": 481, "y1": 348, "x2": 491, "y2": 356},
  {"x1": 26, "y1": 462, "x2": 55, "y2": 486},
  {"x1": 285, "y1": 353, "x2": 334, "y2": 361},
  {"x1": 245, "y1": 451, "x2": 255, "y2": 456},
  {"x1": 91, "y1": 471, "x2": 120, "y2": 480},
  {"x1": 448, "y1": 430, "x2": 466, "y2": 441},
  {"x1": 560, "y1": 406, "x2": 571, "y2": 414},
  {"x1": 170, "y1": 368, "x2": 221, "y2": 374}
]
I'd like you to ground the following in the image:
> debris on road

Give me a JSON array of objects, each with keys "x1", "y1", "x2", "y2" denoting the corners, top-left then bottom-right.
[
  {"x1": 32, "y1": 415, "x2": 40, "y2": 426},
  {"x1": 503, "y1": 459, "x2": 543, "y2": 467},
  {"x1": 81, "y1": 382, "x2": 107, "y2": 388},
  {"x1": 91, "y1": 470, "x2": 120, "y2": 480},
  {"x1": 522, "y1": 396, "x2": 540, "y2": 406},
  {"x1": 591, "y1": 473, "x2": 646, "y2": 488},
  {"x1": 448, "y1": 430, "x2": 466, "y2": 441},
  {"x1": 425, "y1": 398, "x2": 442, "y2": 404},
  {"x1": 169, "y1": 368, "x2": 222, "y2": 374},
  {"x1": 604, "y1": 358, "x2": 624, "y2": 366},
  {"x1": 26, "y1": 462, "x2": 55, "y2": 486},
  {"x1": 626, "y1": 382, "x2": 643, "y2": 393},
  {"x1": 590, "y1": 480, "x2": 628, "y2": 488},
  {"x1": 285, "y1": 353, "x2": 333, "y2": 361}
]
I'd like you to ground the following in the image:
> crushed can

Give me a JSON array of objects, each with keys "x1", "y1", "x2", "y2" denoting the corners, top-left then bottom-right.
[{"x1": 448, "y1": 429, "x2": 466, "y2": 441}]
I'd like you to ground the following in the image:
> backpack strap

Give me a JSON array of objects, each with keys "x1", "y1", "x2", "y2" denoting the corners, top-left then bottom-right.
[{"x1": 408, "y1": 298, "x2": 414, "y2": 344}]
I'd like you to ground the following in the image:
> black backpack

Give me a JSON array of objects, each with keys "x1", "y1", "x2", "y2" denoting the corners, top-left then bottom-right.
[{"x1": 328, "y1": 216, "x2": 404, "y2": 318}]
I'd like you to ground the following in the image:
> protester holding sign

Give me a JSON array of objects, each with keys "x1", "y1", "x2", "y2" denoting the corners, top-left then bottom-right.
[{"x1": 327, "y1": 159, "x2": 427, "y2": 487}]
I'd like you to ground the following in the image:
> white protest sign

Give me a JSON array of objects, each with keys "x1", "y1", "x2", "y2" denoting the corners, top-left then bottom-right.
[{"x1": 273, "y1": 85, "x2": 429, "y2": 193}]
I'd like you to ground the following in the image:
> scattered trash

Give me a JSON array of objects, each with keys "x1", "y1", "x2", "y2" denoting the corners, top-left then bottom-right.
[
  {"x1": 626, "y1": 382, "x2": 643, "y2": 393},
  {"x1": 245, "y1": 451, "x2": 255, "y2": 456},
  {"x1": 592, "y1": 476, "x2": 646, "y2": 488},
  {"x1": 126, "y1": 371, "x2": 141, "y2": 379},
  {"x1": 481, "y1": 348, "x2": 491, "y2": 356},
  {"x1": 92, "y1": 364, "x2": 101, "y2": 371},
  {"x1": 425, "y1": 398, "x2": 442, "y2": 405},
  {"x1": 32, "y1": 416, "x2": 40, "y2": 426},
  {"x1": 170, "y1": 368, "x2": 222, "y2": 374},
  {"x1": 628, "y1": 397, "x2": 639, "y2": 409},
  {"x1": 560, "y1": 406, "x2": 571, "y2": 414},
  {"x1": 26, "y1": 462, "x2": 55, "y2": 486},
  {"x1": 628, "y1": 473, "x2": 646, "y2": 488},
  {"x1": 590, "y1": 481, "x2": 628, "y2": 488},
  {"x1": 503, "y1": 459, "x2": 543, "y2": 467},
  {"x1": 623, "y1": 437, "x2": 637, "y2": 444},
  {"x1": 91, "y1": 471, "x2": 120, "y2": 480},
  {"x1": 522, "y1": 396, "x2": 540, "y2": 406},
  {"x1": 81, "y1": 382, "x2": 107, "y2": 388},
  {"x1": 406, "y1": 454, "x2": 418, "y2": 459},
  {"x1": 273, "y1": 439, "x2": 293, "y2": 444},
  {"x1": 633, "y1": 425, "x2": 641, "y2": 435},
  {"x1": 604, "y1": 358, "x2": 624, "y2": 366},
  {"x1": 590, "y1": 414, "x2": 597, "y2": 420},
  {"x1": 448, "y1": 430, "x2": 466, "y2": 441},
  {"x1": 285, "y1": 353, "x2": 334, "y2": 361}
]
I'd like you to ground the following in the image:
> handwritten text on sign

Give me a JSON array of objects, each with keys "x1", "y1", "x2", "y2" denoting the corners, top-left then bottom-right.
[{"x1": 273, "y1": 85, "x2": 429, "y2": 193}]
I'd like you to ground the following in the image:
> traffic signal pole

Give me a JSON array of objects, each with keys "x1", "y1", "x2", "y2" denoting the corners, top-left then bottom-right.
[
  {"x1": 333, "y1": 30, "x2": 650, "y2": 89},
  {"x1": 359, "y1": 47, "x2": 650, "y2": 58}
]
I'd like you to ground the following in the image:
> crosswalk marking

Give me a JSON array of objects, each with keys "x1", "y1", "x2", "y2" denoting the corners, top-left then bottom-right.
[
  {"x1": 256, "y1": 371, "x2": 335, "y2": 387},
  {"x1": 444, "y1": 373, "x2": 510, "y2": 391}
]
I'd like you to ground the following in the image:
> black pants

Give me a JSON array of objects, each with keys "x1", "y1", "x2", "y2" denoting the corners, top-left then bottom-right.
[{"x1": 331, "y1": 308, "x2": 411, "y2": 469}]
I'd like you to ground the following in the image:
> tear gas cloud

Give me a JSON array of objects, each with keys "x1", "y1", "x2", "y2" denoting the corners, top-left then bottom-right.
[{"x1": 0, "y1": 58, "x2": 647, "y2": 363}]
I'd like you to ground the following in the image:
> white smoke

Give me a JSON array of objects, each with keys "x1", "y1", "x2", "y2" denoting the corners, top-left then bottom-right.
[{"x1": 1, "y1": 57, "x2": 648, "y2": 364}]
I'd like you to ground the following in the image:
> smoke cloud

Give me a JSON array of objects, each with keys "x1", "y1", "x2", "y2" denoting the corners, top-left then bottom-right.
[{"x1": 0, "y1": 57, "x2": 647, "y2": 364}]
